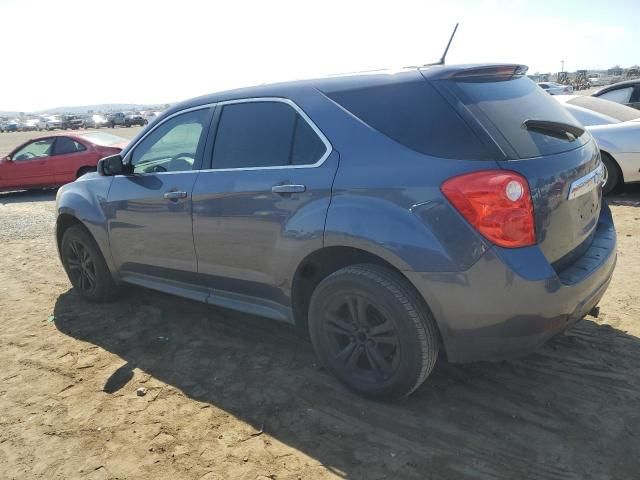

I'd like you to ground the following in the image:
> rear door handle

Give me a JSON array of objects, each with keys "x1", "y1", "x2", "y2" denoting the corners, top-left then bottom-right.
[
  {"x1": 271, "y1": 184, "x2": 306, "y2": 194},
  {"x1": 163, "y1": 190, "x2": 187, "y2": 200}
]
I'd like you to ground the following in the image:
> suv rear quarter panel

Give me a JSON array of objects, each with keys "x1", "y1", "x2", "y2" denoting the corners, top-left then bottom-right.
[
  {"x1": 314, "y1": 92, "x2": 496, "y2": 273},
  {"x1": 311, "y1": 91, "x2": 520, "y2": 351}
]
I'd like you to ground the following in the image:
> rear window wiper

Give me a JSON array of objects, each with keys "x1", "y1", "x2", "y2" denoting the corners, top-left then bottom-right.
[{"x1": 522, "y1": 119, "x2": 585, "y2": 141}]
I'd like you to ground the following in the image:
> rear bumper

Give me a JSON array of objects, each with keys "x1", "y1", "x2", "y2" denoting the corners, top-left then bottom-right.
[{"x1": 406, "y1": 203, "x2": 617, "y2": 363}]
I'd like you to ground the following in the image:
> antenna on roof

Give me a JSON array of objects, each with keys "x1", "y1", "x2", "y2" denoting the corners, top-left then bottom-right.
[{"x1": 423, "y1": 23, "x2": 459, "y2": 67}]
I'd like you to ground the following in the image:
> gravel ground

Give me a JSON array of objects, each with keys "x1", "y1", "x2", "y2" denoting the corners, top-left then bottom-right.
[{"x1": 0, "y1": 190, "x2": 57, "y2": 241}]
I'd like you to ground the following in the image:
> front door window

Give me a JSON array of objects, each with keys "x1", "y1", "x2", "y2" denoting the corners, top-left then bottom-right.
[{"x1": 129, "y1": 109, "x2": 209, "y2": 174}]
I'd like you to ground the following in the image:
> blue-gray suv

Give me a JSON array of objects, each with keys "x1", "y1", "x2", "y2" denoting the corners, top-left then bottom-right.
[{"x1": 56, "y1": 64, "x2": 617, "y2": 399}]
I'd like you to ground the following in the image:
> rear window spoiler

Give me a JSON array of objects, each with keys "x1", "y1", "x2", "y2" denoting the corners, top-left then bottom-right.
[{"x1": 420, "y1": 64, "x2": 528, "y2": 80}]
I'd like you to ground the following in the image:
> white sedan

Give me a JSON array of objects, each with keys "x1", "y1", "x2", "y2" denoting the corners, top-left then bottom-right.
[
  {"x1": 555, "y1": 95, "x2": 640, "y2": 194},
  {"x1": 538, "y1": 82, "x2": 574, "y2": 95}
]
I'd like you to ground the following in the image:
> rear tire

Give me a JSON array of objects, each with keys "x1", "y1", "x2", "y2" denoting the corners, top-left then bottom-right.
[
  {"x1": 601, "y1": 151, "x2": 621, "y2": 195},
  {"x1": 61, "y1": 224, "x2": 119, "y2": 302},
  {"x1": 308, "y1": 264, "x2": 439, "y2": 400}
]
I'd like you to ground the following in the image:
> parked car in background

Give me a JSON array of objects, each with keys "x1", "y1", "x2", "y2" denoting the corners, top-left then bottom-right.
[
  {"x1": 556, "y1": 94, "x2": 640, "y2": 194},
  {"x1": 588, "y1": 73, "x2": 609, "y2": 87},
  {"x1": 126, "y1": 112, "x2": 148, "y2": 127},
  {"x1": 143, "y1": 111, "x2": 162, "y2": 125},
  {"x1": 21, "y1": 119, "x2": 40, "y2": 131},
  {"x1": 538, "y1": 82, "x2": 573, "y2": 95},
  {"x1": 1, "y1": 120, "x2": 21, "y2": 132},
  {"x1": 61, "y1": 115, "x2": 83, "y2": 130},
  {"x1": 107, "y1": 112, "x2": 133, "y2": 128},
  {"x1": 55, "y1": 64, "x2": 615, "y2": 400},
  {"x1": 0, "y1": 132, "x2": 127, "y2": 192},
  {"x1": 592, "y1": 79, "x2": 640, "y2": 110},
  {"x1": 40, "y1": 115, "x2": 64, "y2": 131},
  {"x1": 83, "y1": 114, "x2": 110, "y2": 129}
]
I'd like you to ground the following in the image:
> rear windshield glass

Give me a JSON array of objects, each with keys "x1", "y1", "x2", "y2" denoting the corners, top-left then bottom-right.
[
  {"x1": 449, "y1": 76, "x2": 588, "y2": 159},
  {"x1": 325, "y1": 81, "x2": 493, "y2": 159},
  {"x1": 567, "y1": 95, "x2": 640, "y2": 122},
  {"x1": 79, "y1": 132, "x2": 126, "y2": 146}
]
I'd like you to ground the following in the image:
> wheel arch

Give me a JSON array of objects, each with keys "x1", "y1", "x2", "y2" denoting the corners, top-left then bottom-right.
[
  {"x1": 56, "y1": 181, "x2": 117, "y2": 278},
  {"x1": 56, "y1": 213, "x2": 84, "y2": 251},
  {"x1": 290, "y1": 245, "x2": 445, "y2": 352},
  {"x1": 76, "y1": 166, "x2": 97, "y2": 178},
  {"x1": 600, "y1": 149, "x2": 624, "y2": 184}
]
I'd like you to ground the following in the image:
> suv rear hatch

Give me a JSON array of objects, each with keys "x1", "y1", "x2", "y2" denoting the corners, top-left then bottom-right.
[{"x1": 424, "y1": 65, "x2": 603, "y2": 266}]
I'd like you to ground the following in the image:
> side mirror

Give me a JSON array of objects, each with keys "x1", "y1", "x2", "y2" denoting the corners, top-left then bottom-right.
[{"x1": 98, "y1": 154, "x2": 129, "y2": 176}]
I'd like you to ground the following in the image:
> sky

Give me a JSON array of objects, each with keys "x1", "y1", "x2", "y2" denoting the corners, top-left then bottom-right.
[{"x1": 0, "y1": 0, "x2": 638, "y2": 112}]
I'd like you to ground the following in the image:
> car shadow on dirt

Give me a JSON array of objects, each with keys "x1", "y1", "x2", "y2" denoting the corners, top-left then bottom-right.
[
  {"x1": 53, "y1": 287, "x2": 640, "y2": 479},
  {"x1": 0, "y1": 189, "x2": 57, "y2": 204}
]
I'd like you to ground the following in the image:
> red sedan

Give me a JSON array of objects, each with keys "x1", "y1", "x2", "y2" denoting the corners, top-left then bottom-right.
[{"x1": 0, "y1": 132, "x2": 128, "y2": 192}]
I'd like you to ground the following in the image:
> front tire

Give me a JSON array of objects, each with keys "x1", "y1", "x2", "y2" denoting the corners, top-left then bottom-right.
[
  {"x1": 61, "y1": 224, "x2": 119, "y2": 302},
  {"x1": 308, "y1": 264, "x2": 439, "y2": 400}
]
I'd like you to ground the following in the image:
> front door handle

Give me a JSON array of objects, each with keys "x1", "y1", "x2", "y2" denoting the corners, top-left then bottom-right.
[
  {"x1": 271, "y1": 184, "x2": 306, "y2": 194},
  {"x1": 163, "y1": 190, "x2": 187, "y2": 200}
]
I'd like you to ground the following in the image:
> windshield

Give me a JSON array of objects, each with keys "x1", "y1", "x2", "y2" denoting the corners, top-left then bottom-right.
[
  {"x1": 447, "y1": 75, "x2": 588, "y2": 159},
  {"x1": 79, "y1": 131, "x2": 126, "y2": 146},
  {"x1": 567, "y1": 96, "x2": 640, "y2": 122}
]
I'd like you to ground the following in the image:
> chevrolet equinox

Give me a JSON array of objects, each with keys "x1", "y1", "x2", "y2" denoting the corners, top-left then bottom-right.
[{"x1": 56, "y1": 64, "x2": 616, "y2": 399}]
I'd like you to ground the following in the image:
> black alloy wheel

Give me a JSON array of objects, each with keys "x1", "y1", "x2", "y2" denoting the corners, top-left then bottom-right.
[
  {"x1": 65, "y1": 239, "x2": 97, "y2": 294},
  {"x1": 61, "y1": 224, "x2": 119, "y2": 302},
  {"x1": 309, "y1": 264, "x2": 439, "y2": 400}
]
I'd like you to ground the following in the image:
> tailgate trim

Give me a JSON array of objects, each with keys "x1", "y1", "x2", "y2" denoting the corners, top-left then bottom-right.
[{"x1": 567, "y1": 163, "x2": 605, "y2": 200}]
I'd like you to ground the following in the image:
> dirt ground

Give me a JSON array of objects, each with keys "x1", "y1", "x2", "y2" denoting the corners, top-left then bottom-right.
[{"x1": 1, "y1": 129, "x2": 640, "y2": 479}]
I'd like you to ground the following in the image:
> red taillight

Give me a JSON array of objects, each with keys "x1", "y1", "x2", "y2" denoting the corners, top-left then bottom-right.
[{"x1": 441, "y1": 170, "x2": 536, "y2": 248}]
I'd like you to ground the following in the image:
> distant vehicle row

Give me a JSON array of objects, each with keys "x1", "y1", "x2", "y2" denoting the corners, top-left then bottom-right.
[
  {"x1": 0, "y1": 111, "x2": 162, "y2": 132},
  {"x1": 537, "y1": 82, "x2": 574, "y2": 95}
]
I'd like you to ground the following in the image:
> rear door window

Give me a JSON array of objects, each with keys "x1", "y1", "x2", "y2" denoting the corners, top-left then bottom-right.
[
  {"x1": 448, "y1": 76, "x2": 589, "y2": 159},
  {"x1": 211, "y1": 101, "x2": 327, "y2": 169},
  {"x1": 54, "y1": 137, "x2": 86, "y2": 155},
  {"x1": 325, "y1": 81, "x2": 493, "y2": 159}
]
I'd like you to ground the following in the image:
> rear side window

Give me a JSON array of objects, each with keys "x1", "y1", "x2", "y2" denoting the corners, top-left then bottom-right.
[
  {"x1": 325, "y1": 81, "x2": 492, "y2": 159},
  {"x1": 54, "y1": 137, "x2": 86, "y2": 155},
  {"x1": 212, "y1": 101, "x2": 327, "y2": 169},
  {"x1": 597, "y1": 87, "x2": 633, "y2": 104},
  {"x1": 449, "y1": 76, "x2": 588, "y2": 159}
]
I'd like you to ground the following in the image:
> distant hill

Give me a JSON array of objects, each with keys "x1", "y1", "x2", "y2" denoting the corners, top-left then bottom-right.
[
  {"x1": 1, "y1": 103, "x2": 170, "y2": 117},
  {"x1": 43, "y1": 103, "x2": 168, "y2": 114}
]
